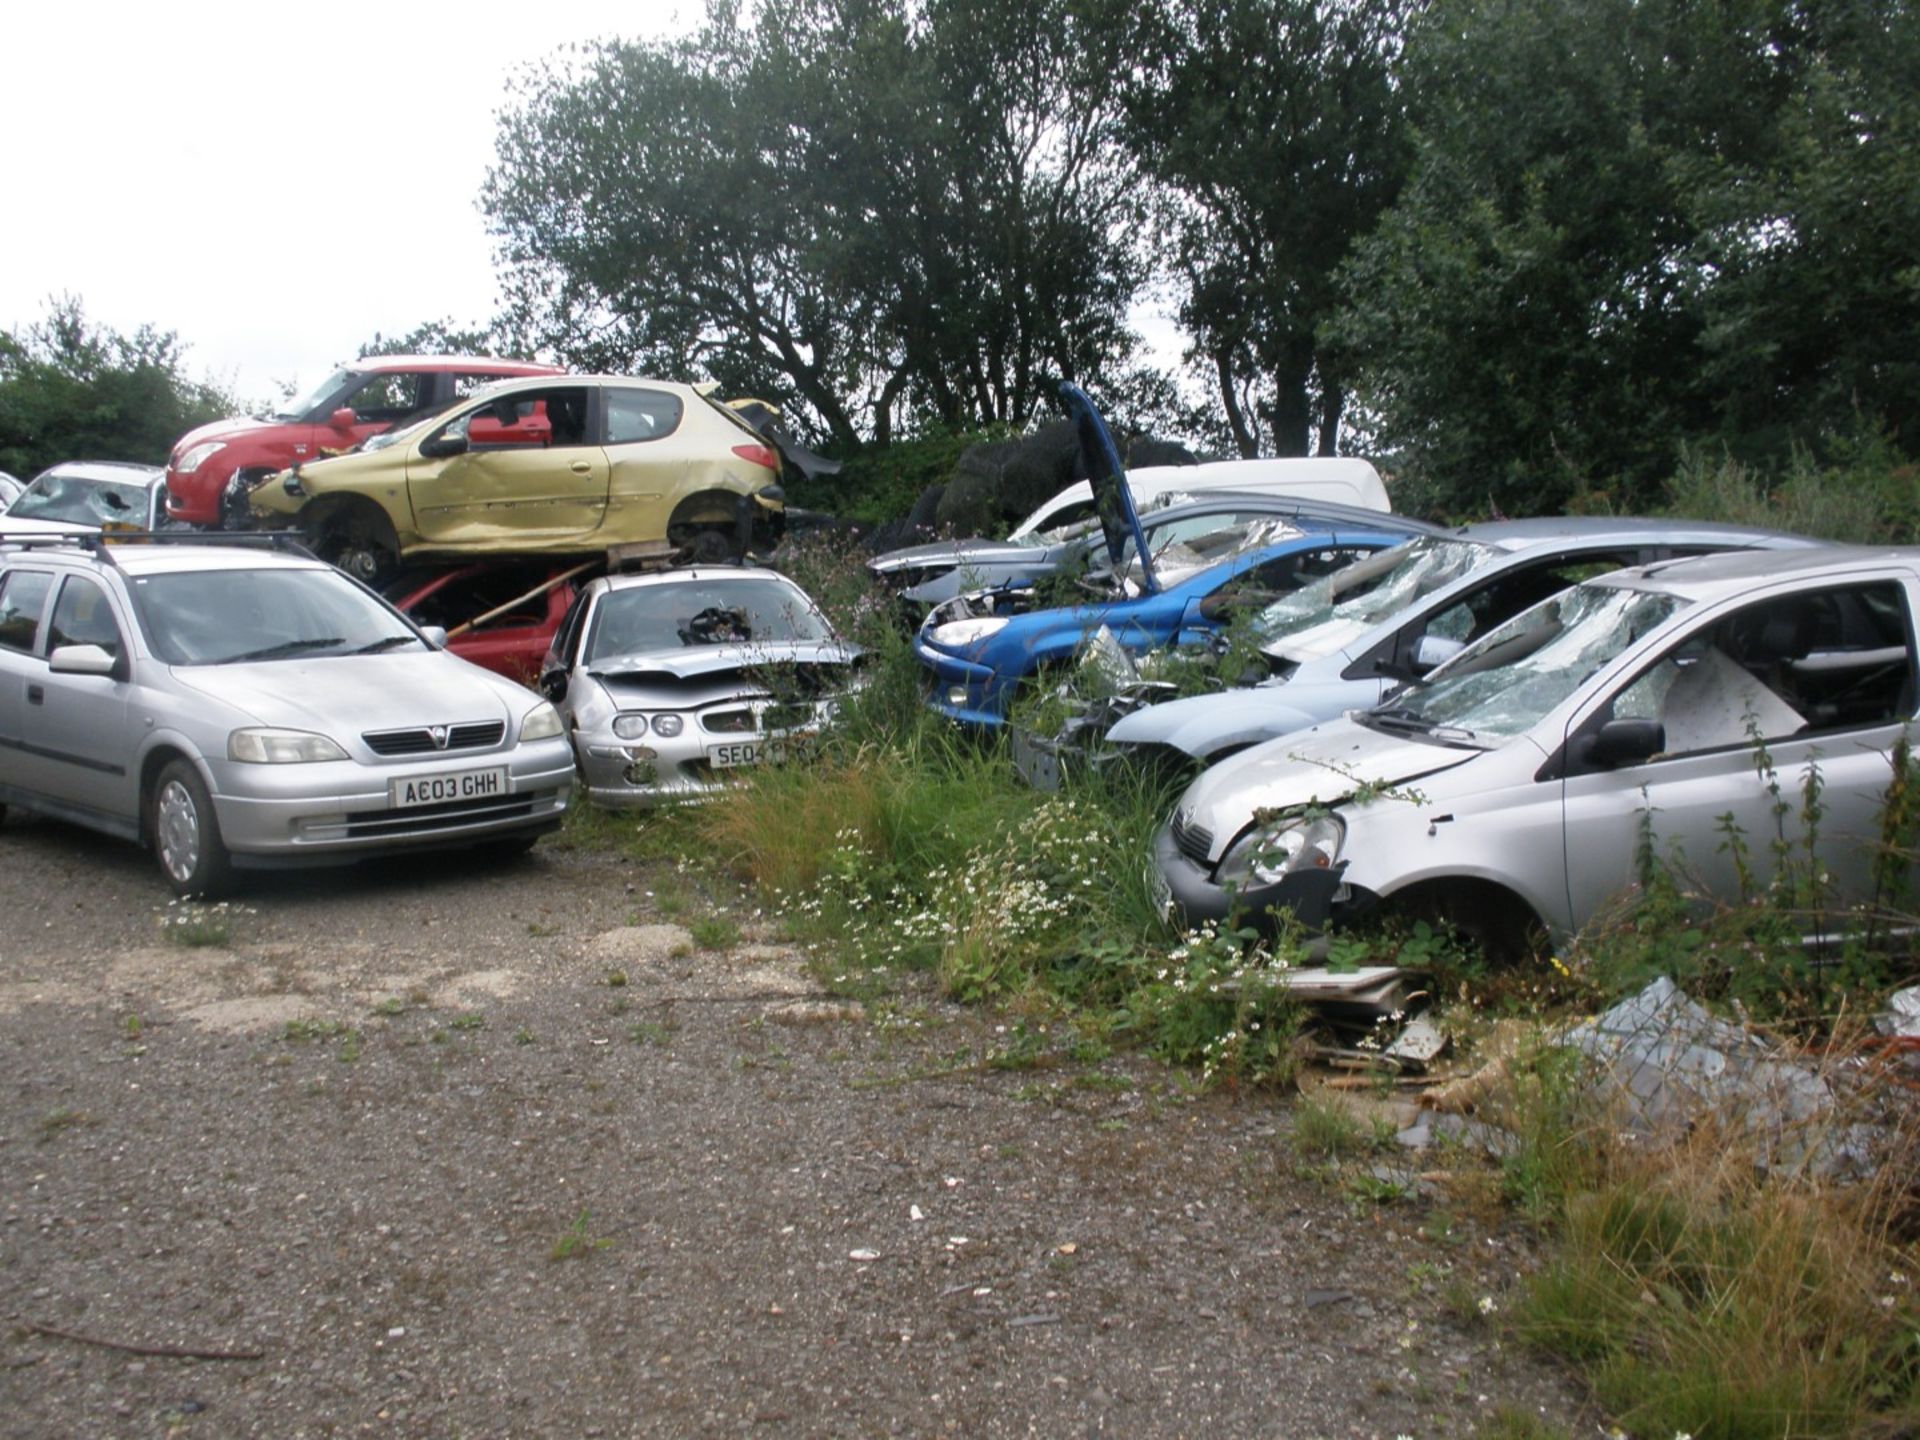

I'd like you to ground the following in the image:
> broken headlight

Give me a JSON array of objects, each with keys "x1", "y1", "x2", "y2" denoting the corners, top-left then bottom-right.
[{"x1": 1214, "y1": 813, "x2": 1344, "y2": 887}]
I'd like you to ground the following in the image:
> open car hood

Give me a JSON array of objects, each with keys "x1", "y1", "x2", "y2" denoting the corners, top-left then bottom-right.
[
  {"x1": 588, "y1": 638, "x2": 862, "y2": 684},
  {"x1": 1059, "y1": 382, "x2": 1157, "y2": 595}
]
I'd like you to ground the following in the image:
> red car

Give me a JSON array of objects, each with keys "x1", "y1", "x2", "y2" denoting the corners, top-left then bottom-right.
[
  {"x1": 387, "y1": 560, "x2": 590, "y2": 685},
  {"x1": 165, "y1": 355, "x2": 561, "y2": 527}
]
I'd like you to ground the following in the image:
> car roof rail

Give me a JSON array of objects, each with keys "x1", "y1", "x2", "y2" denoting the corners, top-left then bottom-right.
[
  {"x1": 0, "y1": 529, "x2": 321, "y2": 567},
  {"x1": 0, "y1": 529, "x2": 120, "y2": 563}
]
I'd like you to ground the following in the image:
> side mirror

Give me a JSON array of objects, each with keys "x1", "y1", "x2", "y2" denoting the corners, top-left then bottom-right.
[
  {"x1": 1575, "y1": 717, "x2": 1665, "y2": 770},
  {"x1": 418, "y1": 625, "x2": 449, "y2": 650},
  {"x1": 48, "y1": 643, "x2": 119, "y2": 678},
  {"x1": 539, "y1": 668, "x2": 568, "y2": 702},
  {"x1": 419, "y1": 431, "x2": 469, "y2": 460},
  {"x1": 328, "y1": 407, "x2": 358, "y2": 431},
  {"x1": 1410, "y1": 632, "x2": 1466, "y2": 674}
]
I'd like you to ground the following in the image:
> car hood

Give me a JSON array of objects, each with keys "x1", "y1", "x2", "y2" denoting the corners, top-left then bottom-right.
[
  {"x1": 589, "y1": 638, "x2": 862, "y2": 683},
  {"x1": 1059, "y1": 382, "x2": 1156, "y2": 593},
  {"x1": 168, "y1": 651, "x2": 523, "y2": 735},
  {"x1": 172, "y1": 414, "x2": 282, "y2": 456},
  {"x1": 869, "y1": 537, "x2": 1052, "y2": 576},
  {"x1": 1110, "y1": 686, "x2": 1324, "y2": 756},
  {"x1": 1175, "y1": 719, "x2": 1483, "y2": 863},
  {"x1": 1262, "y1": 616, "x2": 1372, "y2": 663}
]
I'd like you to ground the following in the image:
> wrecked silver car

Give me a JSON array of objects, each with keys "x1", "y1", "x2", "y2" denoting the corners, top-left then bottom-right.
[
  {"x1": 541, "y1": 567, "x2": 860, "y2": 807},
  {"x1": 1155, "y1": 546, "x2": 1920, "y2": 954}
]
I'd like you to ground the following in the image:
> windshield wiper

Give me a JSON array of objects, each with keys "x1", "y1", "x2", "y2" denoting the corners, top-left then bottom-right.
[
  {"x1": 220, "y1": 637, "x2": 346, "y2": 664},
  {"x1": 1362, "y1": 708, "x2": 1480, "y2": 744},
  {"x1": 351, "y1": 634, "x2": 418, "y2": 655}
]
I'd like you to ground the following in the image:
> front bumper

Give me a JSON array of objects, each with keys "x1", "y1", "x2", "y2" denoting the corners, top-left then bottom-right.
[
  {"x1": 205, "y1": 740, "x2": 575, "y2": 862},
  {"x1": 1151, "y1": 821, "x2": 1348, "y2": 933},
  {"x1": 573, "y1": 716, "x2": 823, "y2": 810},
  {"x1": 911, "y1": 636, "x2": 1012, "y2": 728},
  {"x1": 164, "y1": 468, "x2": 222, "y2": 527}
]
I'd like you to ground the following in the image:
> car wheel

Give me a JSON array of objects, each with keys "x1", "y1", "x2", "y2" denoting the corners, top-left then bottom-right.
[
  {"x1": 319, "y1": 520, "x2": 398, "y2": 587},
  {"x1": 678, "y1": 526, "x2": 741, "y2": 566},
  {"x1": 151, "y1": 760, "x2": 235, "y2": 898}
]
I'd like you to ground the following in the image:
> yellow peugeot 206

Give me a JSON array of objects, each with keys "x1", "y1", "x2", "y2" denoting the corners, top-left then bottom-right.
[{"x1": 248, "y1": 375, "x2": 787, "y2": 582}]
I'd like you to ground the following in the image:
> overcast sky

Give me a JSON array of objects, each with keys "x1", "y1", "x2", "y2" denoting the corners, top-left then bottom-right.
[{"x1": 3, "y1": 2, "x2": 698, "y2": 410}]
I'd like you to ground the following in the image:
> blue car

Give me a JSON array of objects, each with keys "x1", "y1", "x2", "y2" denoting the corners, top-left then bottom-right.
[{"x1": 913, "y1": 385, "x2": 1438, "y2": 728}]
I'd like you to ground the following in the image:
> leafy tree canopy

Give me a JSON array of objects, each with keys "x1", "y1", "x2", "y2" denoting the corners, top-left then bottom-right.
[{"x1": 0, "y1": 297, "x2": 237, "y2": 480}]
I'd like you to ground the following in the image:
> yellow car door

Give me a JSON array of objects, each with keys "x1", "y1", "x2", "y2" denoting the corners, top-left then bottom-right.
[{"x1": 407, "y1": 384, "x2": 612, "y2": 549}]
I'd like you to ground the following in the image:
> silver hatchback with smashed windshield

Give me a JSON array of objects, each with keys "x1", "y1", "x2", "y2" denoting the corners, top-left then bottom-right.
[
  {"x1": 1155, "y1": 546, "x2": 1918, "y2": 956},
  {"x1": 0, "y1": 534, "x2": 574, "y2": 895}
]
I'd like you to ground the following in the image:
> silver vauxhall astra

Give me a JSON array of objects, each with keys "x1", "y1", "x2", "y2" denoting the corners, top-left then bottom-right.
[{"x1": 0, "y1": 534, "x2": 574, "y2": 895}]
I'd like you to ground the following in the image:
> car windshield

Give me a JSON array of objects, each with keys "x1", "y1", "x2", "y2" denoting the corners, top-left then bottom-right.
[
  {"x1": 1252, "y1": 536, "x2": 1491, "y2": 643},
  {"x1": 1108, "y1": 515, "x2": 1307, "y2": 590},
  {"x1": 1368, "y1": 582, "x2": 1685, "y2": 743},
  {"x1": 272, "y1": 368, "x2": 359, "y2": 422},
  {"x1": 129, "y1": 566, "x2": 423, "y2": 665},
  {"x1": 10, "y1": 473, "x2": 151, "y2": 527},
  {"x1": 586, "y1": 578, "x2": 834, "y2": 664}
]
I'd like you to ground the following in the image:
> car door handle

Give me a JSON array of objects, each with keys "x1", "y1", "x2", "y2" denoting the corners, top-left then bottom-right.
[
  {"x1": 26, "y1": 684, "x2": 43, "y2": 705},
  {"x1": 569, "y1": 461, "x2": 593, "y2": 475}
]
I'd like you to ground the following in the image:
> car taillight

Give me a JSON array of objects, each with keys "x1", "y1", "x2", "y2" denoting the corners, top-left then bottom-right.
[{"x1": 732, "y1": 444, "x2": 780, "y2": 471}]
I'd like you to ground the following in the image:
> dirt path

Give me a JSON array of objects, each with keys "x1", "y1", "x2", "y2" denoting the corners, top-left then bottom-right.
[{"x1": 0, "y1": 814, "x2": 1588, "y2": 1438}]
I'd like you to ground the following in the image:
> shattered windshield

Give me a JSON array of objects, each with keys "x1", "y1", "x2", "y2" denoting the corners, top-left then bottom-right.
[
  {"x1": 1251, "y1": 537, "x2": 1490, "y2": 646},
  {"x1": 273, "y1": 368, "x2": 358, "y2": 422},
  {"x1": 587, "y1": 578, "x2": 833, "y2": 664},
  {"x1": 10, "y1": 473, "x2": 152, "y2": 527},
  {"x1": 1113, "y1": 514, "x2": 1307, "y2": 589},
  {"x1": 1368, "y1": 582, "x2": 1685, "y2": 743}
]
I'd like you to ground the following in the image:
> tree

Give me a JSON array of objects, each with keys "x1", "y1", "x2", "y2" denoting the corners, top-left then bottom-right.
[
  {"x1": 1334, "y1": 0, "x2": 1920, "y2": 515},
  {"x1": 0, "y1": 297, "x2": 237, "y2": 479},
  {"x1": 1102, "y1": 0, "x2": 1415, "y2": 457},
  {"x1": 482, "y1": 0, "x2": 1148, "y2": 449},
  {"x1": 354, "y1": 318, "x2": 510, "y2": 359}
]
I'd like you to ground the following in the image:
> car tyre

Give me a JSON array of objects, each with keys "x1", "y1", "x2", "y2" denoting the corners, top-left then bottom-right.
[
  {"x1": 151, "y1": 760, "x2": 235, "y2": 899},
  {"x1": 678, "y1": 526, "x2": 741, "y2": 566}
]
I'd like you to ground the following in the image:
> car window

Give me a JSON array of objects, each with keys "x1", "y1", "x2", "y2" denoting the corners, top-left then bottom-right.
[
  {"x1": 48, "y1": 576, "x2": 124, "y2": 660},
  {"x1": 348, "y1": 372, "x2": 431, "y2": 423},
  {"x1": 605, "y1": 389, "x2": 684, "y2": 445},
  {"x1": 555, "y1": 590, "x2": 592, "y2": 666},
  {"x1": 128, "y1": 567, "x2": 420, "y2": 665},
  {"x1": 1421, "y1": 554, "x2": 1638, "y2": 647},
  {"x1": 10, "y1": 473, "x2": 150, "y2": 527},
  {"x1": 1605, "y1": 582, "x2": 1915, "y2": 757},
  {"x1": 585, "y1": 580, "x2": 832, "y2": 664},
  {"x1": 0, "y1": 570, "x2": 54, "y2": 653},
  {"x1": 1252, "y1": 537, "x2": 1491, "y2": 642}
]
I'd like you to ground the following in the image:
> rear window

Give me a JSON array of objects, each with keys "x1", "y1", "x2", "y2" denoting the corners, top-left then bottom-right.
[{"x1": 606, "y1": 389, "x2": 684, "y2": 445}]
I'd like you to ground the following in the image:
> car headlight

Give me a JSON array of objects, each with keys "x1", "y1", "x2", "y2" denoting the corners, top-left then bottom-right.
[
  {"x1": 929, "y1": 616, "x2": 1010, "y2": 649},
  {"x1": 1214, "y1": 813, "x2": 1346, "y2": 887},
  {"x1": 175, "y1": 441, "x2": 226, "y2": 474},
  {"x1": 228, "y1": 728, "x2": 348, "y2": 764},
  {"x1": 611, "y1": 713, "x2": 648, "y2": 740},
  {"x1": 651, "y1": 713, "x2": 685, "y2": 737},
  {"x1": 521, "y1": 702, "x2": 565, "y2": 741}
]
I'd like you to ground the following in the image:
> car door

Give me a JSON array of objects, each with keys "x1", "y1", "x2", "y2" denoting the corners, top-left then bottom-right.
[
  {"x1": 0, "y1": 567, "x2": 57, "y2": 798},
  {"x1": 407, "y1": 384, "x2": 612, "y2": 547},
  {"x1": 1559, "y1": 575, "x2": 1919, "y2": 930},
  {"x1": 23, "y1": 574, "x2": 136, "y2": 820}
]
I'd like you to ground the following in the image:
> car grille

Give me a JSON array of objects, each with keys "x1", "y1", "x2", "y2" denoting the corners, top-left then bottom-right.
[
  {"x1": 362, "y1": 721, "x2": 506, "y2": 756},
  {"x1": 763, "y1": 702, "x2": 813, "y2": 731},
  {"x1": 337, "y1": 792, "x2": 537, "y2": 839},
  {"x1": 1170, "y1": 810, "x2": 1214, "y2": 866},
  {"x1": 702, "y1": 708, "x2": 756, "y2": 734}
]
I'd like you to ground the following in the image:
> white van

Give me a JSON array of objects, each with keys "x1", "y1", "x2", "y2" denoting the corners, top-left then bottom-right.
[{"x1": 1009, "y1": 457, "x2": 1389, "y2": 540}]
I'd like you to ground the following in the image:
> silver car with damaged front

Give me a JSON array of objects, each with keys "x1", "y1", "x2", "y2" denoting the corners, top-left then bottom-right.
[
  {"x1": 1155, "y1": 546, "x2": 1920, "y2": 955},
  {"x1": 0, "y1": 535, "x2": 574, "y2": 896},
  {"x1": 542, "y1": 567, "x2": 861, "y2": 807}
]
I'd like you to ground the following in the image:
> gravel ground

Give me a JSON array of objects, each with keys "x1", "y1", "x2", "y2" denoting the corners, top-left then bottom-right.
[{"x1": 0, "y1": 812, "x2": 1591, "y2": 1438}]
